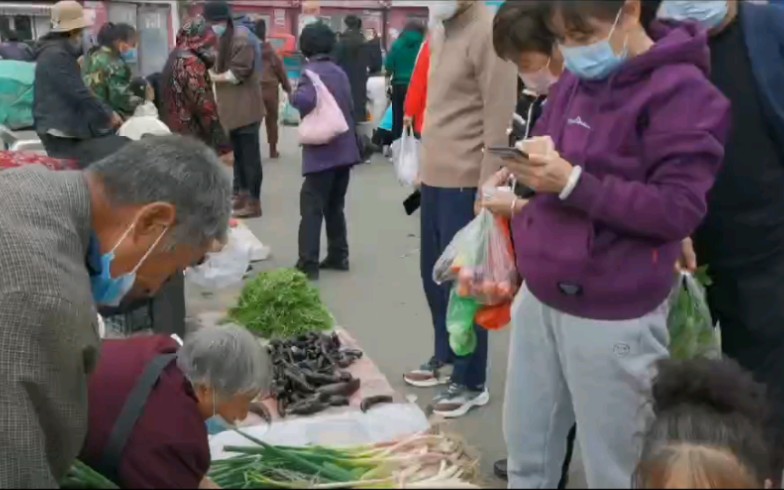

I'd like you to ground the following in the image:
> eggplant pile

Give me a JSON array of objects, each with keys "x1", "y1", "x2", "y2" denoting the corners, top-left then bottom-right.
[{"x1": 269, "y1": 332, "x2": 364, "y2": 417}]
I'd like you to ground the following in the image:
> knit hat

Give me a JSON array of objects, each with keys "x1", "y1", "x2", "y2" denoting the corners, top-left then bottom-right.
[{"x1": 203, "y1": 1, "x2": 232, "y2": 22}]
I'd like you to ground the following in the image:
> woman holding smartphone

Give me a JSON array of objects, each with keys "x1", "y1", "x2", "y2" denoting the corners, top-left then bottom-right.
[{"x1": 500, "y1": 0, "x2": 730, "y2": 488}]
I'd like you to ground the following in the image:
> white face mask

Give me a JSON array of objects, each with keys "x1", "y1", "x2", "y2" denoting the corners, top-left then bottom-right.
[
  {"x1": 519, "y1": 59, "x2": 558, "y2": 95},
  {"x1": 429, "y1": 0, "x2": 460, "y2": 22}
]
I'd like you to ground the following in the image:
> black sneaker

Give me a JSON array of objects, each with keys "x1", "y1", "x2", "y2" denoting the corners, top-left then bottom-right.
[
  {"x1": 431, "y1": 383, "x2": 490, "y2": 418},
  {"x1": 295, "y1": 263, "x2": 319, "y2": 281},
  {"x1": 494, "y1": 459, "x2": 508, "y2": 481},
  {"x1": 319, "y1": 257, "x2": 350, "y2": 271},
  {"x1": 403, "y1": 357, "x2": 451, "y2": 388}
]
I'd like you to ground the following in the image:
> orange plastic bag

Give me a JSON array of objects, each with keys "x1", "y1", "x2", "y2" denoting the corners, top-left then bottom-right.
[{"x1": 475, "y1": 302, "x2": 511, "y2": 331}]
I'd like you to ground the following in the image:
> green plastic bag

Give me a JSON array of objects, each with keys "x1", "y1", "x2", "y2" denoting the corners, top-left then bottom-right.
[
  {"x1": 0, "y1": 60, "x2": 35, "y2": 130},
  {"x1": 446, "y1": 285, "x2": 479, "y2": 356},
  {"x1": 667, "y1": 268, "x2": 722, "y2": 360}
]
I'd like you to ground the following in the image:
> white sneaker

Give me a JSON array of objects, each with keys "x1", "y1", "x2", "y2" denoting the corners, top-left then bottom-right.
[
  {"x1": 403, "y1": 357, "x2": 452, "y2": 388},
  {"x1": 432, "y1": 384, "x2": 490, "y2": 418}
]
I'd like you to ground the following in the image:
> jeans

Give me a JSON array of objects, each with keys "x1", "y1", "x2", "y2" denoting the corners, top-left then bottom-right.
[
  {"x1": 419, "y1": 184, "x2": 488, "y2": 389},
  {"x1": 391, "y1": 84, "x2": 408, "y2": 142},
  {"x1": 230, "y1": 122, "x2": 263, "y2": 199},
  {"x1": 298, "y1": 167, "x2": 351, "y2": 268}
]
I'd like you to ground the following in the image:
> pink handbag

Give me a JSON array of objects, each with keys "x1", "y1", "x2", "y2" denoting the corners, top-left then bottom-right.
[{"x1": 298, "y1": 69, "x2": 350, "y2": 145}]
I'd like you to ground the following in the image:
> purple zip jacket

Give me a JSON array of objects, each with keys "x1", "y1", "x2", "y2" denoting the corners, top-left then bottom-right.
[
  {"x1": 513, "y1": 21, "x2": 731, "y2": 320},
  {"x1": 290, "y1": 55, "x2": 360, "y2": 175}
]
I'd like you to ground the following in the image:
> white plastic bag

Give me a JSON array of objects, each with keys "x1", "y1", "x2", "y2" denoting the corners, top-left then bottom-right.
[
  {"x1": 298, "y1": 69, "x2": 349, "y2": 145},
  {"x1": 391, "y1": 128, "x2": 419, "y2": 186},
  {"x1": 231, "y1": 224, "x2": 271, "y2": 262},
  {"x1": 185, "y1": 230, "x2": 252, "y2": 289}
]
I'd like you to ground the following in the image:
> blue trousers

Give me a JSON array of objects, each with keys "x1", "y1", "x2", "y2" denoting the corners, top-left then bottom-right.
[{"x1": 419, "y1": 184, "x2": 488, "y2": 389}]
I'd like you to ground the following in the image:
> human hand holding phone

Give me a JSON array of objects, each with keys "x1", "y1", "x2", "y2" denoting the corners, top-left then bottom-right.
[{"x1": 503, "y1": 137, "x2": 574, "y2": 195}]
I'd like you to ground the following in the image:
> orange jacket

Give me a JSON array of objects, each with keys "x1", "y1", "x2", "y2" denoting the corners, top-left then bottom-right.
[{"x1": 403, "y1": 39, "x2": 429, "y2": 135}]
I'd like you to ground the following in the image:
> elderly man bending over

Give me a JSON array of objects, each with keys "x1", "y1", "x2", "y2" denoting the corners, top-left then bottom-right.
[
  {"x1": 80, "y1": 325, "x2": 270, "y2": 488},
  {"x1": 0, "y1": 135, "x2": 231, "y2": 487}
]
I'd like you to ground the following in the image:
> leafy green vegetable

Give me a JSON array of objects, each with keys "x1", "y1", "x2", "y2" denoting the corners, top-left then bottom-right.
[
  {"x1": 227, "y1": 269, "x2": 334, "y2": 339},
  {"x1": 667, "y1": 266, "x2": 721, "y2": 361}
]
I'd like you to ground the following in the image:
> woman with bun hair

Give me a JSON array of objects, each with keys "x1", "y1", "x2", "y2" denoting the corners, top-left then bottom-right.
[{"x1": 635, "y1": 358, "x2": 774, "y2": 489}]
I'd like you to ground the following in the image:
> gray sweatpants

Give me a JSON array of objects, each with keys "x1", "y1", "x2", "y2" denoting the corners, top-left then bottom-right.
[{"x1": 504, "y1": 285, "x2": 669, "y2": 489}]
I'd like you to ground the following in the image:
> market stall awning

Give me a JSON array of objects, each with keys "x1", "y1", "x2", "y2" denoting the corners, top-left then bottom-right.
[{"x1": 0, "y1": 2, "x2": 53, "y2": 16}]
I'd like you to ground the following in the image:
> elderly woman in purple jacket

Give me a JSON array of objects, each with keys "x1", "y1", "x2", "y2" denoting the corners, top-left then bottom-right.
[{"x1": 291, "y1": 22, "x2": 360, "y2": 280}]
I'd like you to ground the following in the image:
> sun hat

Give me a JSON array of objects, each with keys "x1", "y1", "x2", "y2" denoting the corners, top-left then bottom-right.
[{"x1": 50, "y1": 0, "x2": 92, "y2": 33}]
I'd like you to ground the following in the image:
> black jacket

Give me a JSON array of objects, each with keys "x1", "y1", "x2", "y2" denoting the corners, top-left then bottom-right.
[
  {"x1": 33, "y1": 34, "x2": 112, "y2": 139},
  {"x1": 334, "y1": 29, "x2": 371, "y2": 121}
]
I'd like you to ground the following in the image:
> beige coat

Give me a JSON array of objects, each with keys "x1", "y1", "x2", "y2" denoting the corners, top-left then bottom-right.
[
  {"x1": 421, "y1": 1, "x2": 517, "y2": 188},
  {"x1": 213, "y1": 27, "x2": 264, "y2": 131}
]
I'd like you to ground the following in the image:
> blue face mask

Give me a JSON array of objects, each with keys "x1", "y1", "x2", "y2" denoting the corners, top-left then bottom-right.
[
  {"x1": 211, "y1": 24, "x2": 227, "y2": 37},
  {"x1": 206, "y1": 393, "x2": 235, "y2": 435},
  {"x1": 559, "y1": 8, "x2": 628, "y2": 81},
  {"x1": 90, "y1": 224, "x2": 167, "y2": 307},
  {"x1": 121, "y1": 47, "x2": 138, "y2": 63},
  {"x1": 657, "y1": 1, "x2": 728, "y2": 31}
]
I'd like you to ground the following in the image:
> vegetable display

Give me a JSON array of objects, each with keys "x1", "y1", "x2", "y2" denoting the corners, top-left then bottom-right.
[
  {"x1": 269, "y1": 332, "x2": 364, "y2": 417},
  {"x1": 667, "y1": 267, "x2": 722, "y2": 360},
  {"x1": 228, "y1": 269, "x2": 334, "y2": 339},
  {"x1": 60, "y1": 461, "x2": 118, "y2": 489},
  {"x1": 209, "y1": 429, "x2": 480, "y2": 489}
]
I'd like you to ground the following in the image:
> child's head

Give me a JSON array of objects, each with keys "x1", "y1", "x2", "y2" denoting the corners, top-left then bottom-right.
[
  {"x1": 635, "y1": 358, "x2": 772, "y2": 489},
  {"x1": 129, "y1": 76, "x2": 150, "y2": 101},
  {"x1": 636, "y1": 444, "x2": 762, "y2": 489}
]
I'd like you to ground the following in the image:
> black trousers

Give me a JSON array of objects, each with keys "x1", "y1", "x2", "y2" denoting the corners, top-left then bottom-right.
[
  {"x1": 708, "y1": 257, "x2": 784, "y2": 472},
  {"x1": 230, "y1": 122, "x2": 263, "y2": 200},
  {"x1": 391, "y1": 84, "x2": 408, "y2": 142},
  {"x1": 298, "y1": 167, "x2": 351, "y2": 268},
  {"x1": 39, "y1": 134, "x2": 85, "y2": 160}
]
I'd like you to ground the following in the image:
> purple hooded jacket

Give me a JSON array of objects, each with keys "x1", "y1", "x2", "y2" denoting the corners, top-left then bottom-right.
[
  {"x1": 513, "y1": 21, "x2": 731, "y2": 321},
  {"x1": 290, "y1": 55, "x2": 360, "y2": 175}
]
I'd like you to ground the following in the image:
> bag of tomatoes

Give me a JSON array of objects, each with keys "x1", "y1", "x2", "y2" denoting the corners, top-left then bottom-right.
[{"x1": 433, "y1": 209, "x2": 519, "y2": 306}]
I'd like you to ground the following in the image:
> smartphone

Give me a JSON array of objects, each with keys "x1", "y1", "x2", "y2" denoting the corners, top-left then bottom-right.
[
  {"x1": 486, "y1": 145, "x2": 529, "y2": 160},
  {"x1": 403, "y1": 190, "x2": 421, "y2": 215}
]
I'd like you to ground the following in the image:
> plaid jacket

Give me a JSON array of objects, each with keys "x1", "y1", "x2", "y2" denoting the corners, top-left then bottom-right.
[{"x1": 0, "y1": 167, "x2": 99, "y2": 487}]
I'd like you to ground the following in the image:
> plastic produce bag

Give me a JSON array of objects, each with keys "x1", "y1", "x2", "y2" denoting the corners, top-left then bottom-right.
[
  {"x1": 391, "y1": 128, "x2": 419, "y2": 186},
  {"x1": 433, "y1": 209, "x2": 518, "y2": 305},
  {"x1": 0, "y1": 60, "x2": 34, "y2": 130},
  {"x1": 667, "y1": 269, "x2": 722, "y2": 360},
  {"x1": 446, "y1": 285, "x2": 479, "y2": 356},
  {"x1": 185, "y1": 230, "x2": 252, "y2": 289}
]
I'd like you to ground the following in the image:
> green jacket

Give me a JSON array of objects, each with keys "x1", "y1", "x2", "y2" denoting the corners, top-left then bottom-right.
[
  {"x1": 385, "y1": 30, "x2": 424, "y2": 86},
  {"x1": 82, "y1": 46, "x2": 141, "y2": 117}
]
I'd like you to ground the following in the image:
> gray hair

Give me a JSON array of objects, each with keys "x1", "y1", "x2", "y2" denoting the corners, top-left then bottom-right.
[
  {"x1": 87, "y1": 134, "x2": 232, "y2": 247},
  {"x1": 177, "y1": 325, "x2": 271, "y2": 400}
]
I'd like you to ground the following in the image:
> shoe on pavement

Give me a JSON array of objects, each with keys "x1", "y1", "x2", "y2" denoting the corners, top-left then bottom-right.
[
  {"x1": 403, "y1": 357, "x2": 451, "y2": 388},
  {"x1": 233, "y1": 199, "x2": 262, "y2": 219},
  {"x1": 494, "y1": 459, "x2": 508, "y2": 481},
  {"x1": 319, "y1": 257, "x2": 349, "y2": 271},
  {"x1": 431, "y1": 383, "x2": 490, "y2": 418},
  {"x1": 295, "y1": 262, "x2": 320, "y2": 281},
  {"x1": 232, "y1": 193, "x2": 248, "y2": 211}
]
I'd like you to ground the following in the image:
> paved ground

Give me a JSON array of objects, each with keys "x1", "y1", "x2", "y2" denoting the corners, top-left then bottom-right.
[{"x1": 185, "y1": 127, "x2": 586, "y2": 486}]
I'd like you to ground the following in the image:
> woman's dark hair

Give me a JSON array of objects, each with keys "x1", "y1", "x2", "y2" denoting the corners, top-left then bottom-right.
[
  {"x1": 6, "y1": 29, "x2": 21, "y2": 42},
  {"x1": 493, "y1": 0, "x2": 555, "y2": 61},
  {"x1": 216, "y1": 17, "x2": 235, "y2": 73},
  {"x1": 129, "y1": 76, "x2": 149, "y2": 101},
  {"x1": 552, "y1": 0, "x2": 663, "y2": 36},
  {"x1": 635, "y1": 358, "x2": 773, "y2": 487},
  {"x1": 255, "y1": 19, "x2": 267, "y2": 42},
  {"x1": 403, "y1": 20, "x2": 425, "y2": 36},
  {"x1": 299, "y1": 22, "x2": 336, "y2": 59},
  {"x1": 95, "y1": 22, "x2": 136, "y2": 53},
  {"x1": 345, "y1": 15, "x2": 362, "y2": 31}
]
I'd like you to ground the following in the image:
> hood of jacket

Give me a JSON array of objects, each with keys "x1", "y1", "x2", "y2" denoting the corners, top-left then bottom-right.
[
  {"x1": 583, "y1": 20, "x2": 710, "y2": 90},
  {"x1": 396, "y1": 29, "x2": 424, "y2": 49},
  {"x1": 34, "y1": 33, "x2": 80, "y2": 60}
]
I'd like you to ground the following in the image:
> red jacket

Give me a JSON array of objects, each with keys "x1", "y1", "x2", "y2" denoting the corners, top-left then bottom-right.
[{"x1": 404, "y1": 39, "x2": 430, "y2": 135}]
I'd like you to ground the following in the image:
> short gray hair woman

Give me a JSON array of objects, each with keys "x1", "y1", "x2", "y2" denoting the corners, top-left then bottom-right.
[{"x1": 178, "y1": 324, "x2": 272, "y2": 425}]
